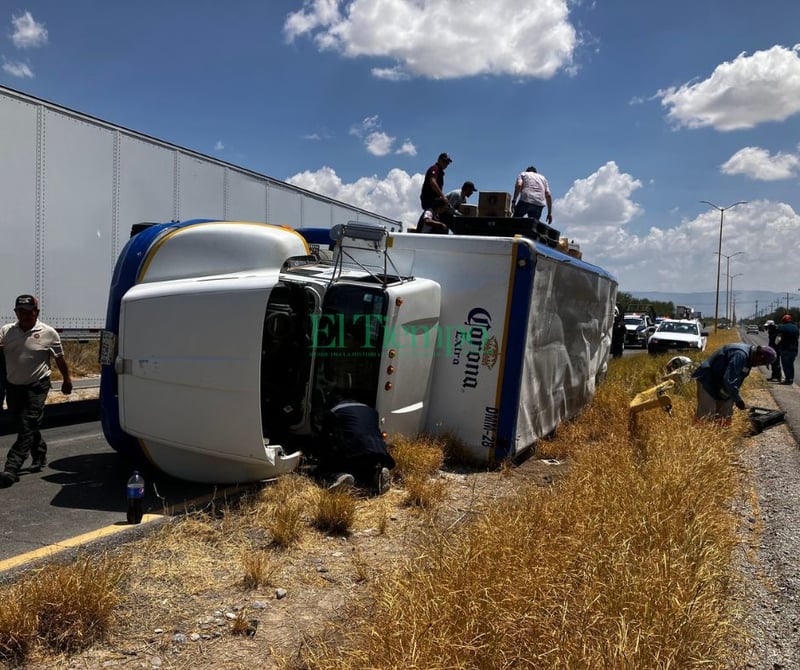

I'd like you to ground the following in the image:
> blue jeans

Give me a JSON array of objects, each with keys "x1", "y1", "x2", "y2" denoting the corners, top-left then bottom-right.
[{"x1": 513, "y1": 201, "x2": 544, "y2": 220}]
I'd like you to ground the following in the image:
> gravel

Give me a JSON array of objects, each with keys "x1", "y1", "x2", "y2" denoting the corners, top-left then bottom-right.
[{"x1": 736, "y1": 386, "x2": 800, "y2": 669}]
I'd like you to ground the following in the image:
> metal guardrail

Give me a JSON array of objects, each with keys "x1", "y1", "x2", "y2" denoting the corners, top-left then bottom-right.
[{"x1": 0, "y1": 399, "x2": 100, "y2": 436}]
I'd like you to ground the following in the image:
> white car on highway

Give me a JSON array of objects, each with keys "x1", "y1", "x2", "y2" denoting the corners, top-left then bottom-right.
[{"x1": 647, "y1": 318, "x2": 708, "y2": 355}]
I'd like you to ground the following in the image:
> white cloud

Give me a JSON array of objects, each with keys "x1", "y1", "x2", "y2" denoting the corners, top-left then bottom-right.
[
  {"x1": 214, "y1": 140, "x2": 225, "y2": 151},
  {"x1": 721, "y1": 146, "x2": 800, "y2": 181},
  {"x1": 396, "y1": 140, "x2": 417, "y2": 156},
  {"x1": 349, "y1": 114, "x2": 380, "y2": 137},
  {"x1": 2, "y1": 58, "x2": 33, "y2": 78},
  {"x1": 286, "y1": 165, "x2": 423, "y2": 226},
  {"x1": 11, "y1": 11, "x2": 48, "y2": 48},
  {"x1": 656, "y1": 44, "x2": 800, "y2": 131},
  {"x1": 555, "y1": 161, "x2": 643, "y2": 227},
  {"x1": 348, "y1": 115, "x2": 417, "y2": 156},
  {"x1": 365, "y1": 131, "x2": 394, "y2": 156},
  {"x1": 284, "y1": 0, "x2": 577, "y2": 79},
  {"x1": 589, "y1": 201, "x2": 800, "y2": 296}
]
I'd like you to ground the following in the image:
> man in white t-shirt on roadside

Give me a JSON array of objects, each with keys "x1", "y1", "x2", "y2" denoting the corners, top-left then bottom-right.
[
  {"x1": 512, "y1": 166, "x2": 553, "y2": 223},
  {"x1": 0, "y1": 294, "x2": 72, "y2": 488}
]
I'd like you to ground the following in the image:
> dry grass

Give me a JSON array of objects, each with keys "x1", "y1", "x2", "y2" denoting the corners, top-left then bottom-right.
[
  {"x1": 57, "y1": 340, "x2": 100, "y2": 379},
  {"x1": 292, "y1": 331, "x2": 754, "y2": 669},
  {"x1": 5, "y1": 330, "x2": 761, "y2": 669},
  {"x1": 313, "y1": 489, "x2": 358, "y2": 535},
  {"x1": 0, "y1": 553, "x2": 126, "y2": 665}
]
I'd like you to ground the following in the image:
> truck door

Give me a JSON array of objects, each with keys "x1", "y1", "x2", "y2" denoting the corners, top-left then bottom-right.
[{"x1": 312, "y1": 278, "x2": 441, "y2": 438}]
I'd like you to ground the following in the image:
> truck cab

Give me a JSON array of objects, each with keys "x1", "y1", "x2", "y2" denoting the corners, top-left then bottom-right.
[{"x1": 101, "y1": 220, "x2": 440, "y2": 483}]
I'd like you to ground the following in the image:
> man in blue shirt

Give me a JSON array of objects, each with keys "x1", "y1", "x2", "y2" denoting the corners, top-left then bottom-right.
[{"x1": 692, "y1": 343, "x2": 776, "y2": 424}]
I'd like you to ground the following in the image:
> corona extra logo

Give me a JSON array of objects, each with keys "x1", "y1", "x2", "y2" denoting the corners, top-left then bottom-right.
[{"x1": 482, "y1": 335, "x2": 499, "y2": 370}]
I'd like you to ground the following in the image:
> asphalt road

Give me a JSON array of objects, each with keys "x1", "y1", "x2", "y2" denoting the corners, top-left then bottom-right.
[{"x1": 0, "y1": 420, "x2": 244, "y2": 573}]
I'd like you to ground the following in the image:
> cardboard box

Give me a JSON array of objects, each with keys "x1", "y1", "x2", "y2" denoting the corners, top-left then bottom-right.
[
  {"x1": 478, "y1": 191, "x2": 511, "y2": 218},
  {"x1": 459, "y1": 204, "x2": 478, "y2": 217}
]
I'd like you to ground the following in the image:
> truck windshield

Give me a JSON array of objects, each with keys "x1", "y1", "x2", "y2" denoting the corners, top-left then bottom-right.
[{"x1": 313, "y1": 284, "x2": 388, "y2": 408}]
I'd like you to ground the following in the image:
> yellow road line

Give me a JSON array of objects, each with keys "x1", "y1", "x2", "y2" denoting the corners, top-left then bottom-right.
[
  {"x1": 0, "y1": 482, "x2": 257, "y2": 574},
  {"x1": 0, "y1": 514, "x2": 162, "y2": 573}
]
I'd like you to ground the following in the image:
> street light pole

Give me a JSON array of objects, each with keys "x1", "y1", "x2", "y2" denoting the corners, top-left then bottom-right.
[
  {"x1": 714, "y1": 250, "x2": 744, "y2": 324},
  {"x1": 701, "y1": 200, "x2": 748, "y2": 333},
  {"x1": 729, "y1": 272, "x2": 743, "y2": 325}
]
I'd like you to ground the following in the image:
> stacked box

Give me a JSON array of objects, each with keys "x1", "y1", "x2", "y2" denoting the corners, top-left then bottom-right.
[
  {"x1": 478, "y1": 191, "x2": 512, "y2": 217},
  {"x1": 459, "y1": 204, "x2": 478, "y2": 217}
]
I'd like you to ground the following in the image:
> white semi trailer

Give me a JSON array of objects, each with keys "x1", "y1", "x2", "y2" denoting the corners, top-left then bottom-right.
[
  {"x1": 0, "y1": 85, "x2": 399, "y2": 337},
  {"x1": 100, "y1": 219, "x2": 617, "y2": 483}
]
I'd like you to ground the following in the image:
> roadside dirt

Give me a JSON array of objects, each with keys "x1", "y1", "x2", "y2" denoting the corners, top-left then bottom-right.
[{"x1": 21, "y1": 452, "x2": 568, "y2": 669}]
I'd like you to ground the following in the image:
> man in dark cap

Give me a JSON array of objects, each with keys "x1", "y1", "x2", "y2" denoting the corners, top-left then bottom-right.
[
  {"x1": 420, "y1": 153, "x2": 452, "y2": 211},
  {"x1": 0, "y1": 295, "x2": 73, "y2": 488},
  {"x1": 776, "y1": 314, "x2": 798, "y2": 385},
  {"x1": 691, "y1": 343, "x2": 776, "y2": 424}
]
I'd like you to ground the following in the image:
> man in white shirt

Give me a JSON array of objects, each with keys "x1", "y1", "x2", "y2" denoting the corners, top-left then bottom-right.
[
  {"x1": 512, "y1": 166, "x2": 553, "y2": 223},
  {"x1": 0, "y1": 294, "x2": 72, "y2": 488}
]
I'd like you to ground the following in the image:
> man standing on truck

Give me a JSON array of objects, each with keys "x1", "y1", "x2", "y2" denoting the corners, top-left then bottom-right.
[
  {"x1": 420, "y1": 153, "x2": 452, "y2": 210},
  {"x1": 415, "y1": 197, "x2": 452, "y2": 234},
  {"x1": 446, "y1": 180, "x2": 477, "y2": 214},
  {"x1": 512, "y1": 166, "x2": 553, "y2": 223},
  {"x1": 0, "y1": 295, "x2": 73, "y2": 488}
]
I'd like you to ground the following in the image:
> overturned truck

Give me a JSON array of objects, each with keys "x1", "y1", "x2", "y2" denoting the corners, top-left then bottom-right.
[{"x1": 100, "y1": 220, "x2": 617, "y2": 483}]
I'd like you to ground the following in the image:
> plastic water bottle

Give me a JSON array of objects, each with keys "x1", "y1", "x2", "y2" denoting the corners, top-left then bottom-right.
[{"x1": 126, "y1": 471, "x2": 145, "y2": 524}]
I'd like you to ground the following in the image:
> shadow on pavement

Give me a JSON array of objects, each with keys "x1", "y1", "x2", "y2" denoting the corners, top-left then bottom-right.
[{"x1": 44, "y1": 452, "x2": 230, "y2": 515}]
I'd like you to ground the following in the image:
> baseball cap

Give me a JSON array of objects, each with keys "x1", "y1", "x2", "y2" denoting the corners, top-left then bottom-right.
[
  {"x1": 758, "y1": 345, "x2": 777, "y2": 365},
  {"x1": 438, "y1": 152, "x2": 452, "y2": 164},
  {"x1": 464, "y1": 180, "x2": 477, "y2": 191},
  {"x1": 14, "y1": 294, "x2": 38, "y2": 311}
]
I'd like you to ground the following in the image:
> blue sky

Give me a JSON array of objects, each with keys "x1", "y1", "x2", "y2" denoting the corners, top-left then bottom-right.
[{"x1": 2, "y1": 1, "x2": 800, "y2": 299}]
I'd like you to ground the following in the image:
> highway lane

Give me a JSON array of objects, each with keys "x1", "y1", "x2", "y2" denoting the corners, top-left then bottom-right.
[{"x1": 0, "y1": 420, "x2": 245, "y2": 571}]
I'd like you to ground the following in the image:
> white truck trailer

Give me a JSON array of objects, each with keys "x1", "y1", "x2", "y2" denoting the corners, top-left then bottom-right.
[
  {"x1": 0, "y1": 85, "x2": 399, "y2": 337},
  {"x1": 100, "y1": 220, "x2": 617, "y2": 483}
]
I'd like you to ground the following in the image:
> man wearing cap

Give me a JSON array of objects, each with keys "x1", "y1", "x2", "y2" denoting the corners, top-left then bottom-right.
[
  {"x1": 446, "y1": 180, "x2": 477, "y2": 215},
  {"x1": 776, "y1": 314, "x2": 798, "y2": 385},
  {"x1": 691, "y1": 343, "x2": 776, "y2": 424},
  {"x1": 420, "y1": 153, "x2": 452, "y2": 211},
  {"x1": 0, "y1": 295, "x2": 72, "y2": 488}
]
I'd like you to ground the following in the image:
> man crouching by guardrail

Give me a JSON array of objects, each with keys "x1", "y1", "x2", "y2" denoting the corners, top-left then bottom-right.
[
  {"x1": 691, "y1": 343, "x2": 776, "y2": 426},
  {"x1": 0, "y1": 294, "x2": 72, "y2": 488}
]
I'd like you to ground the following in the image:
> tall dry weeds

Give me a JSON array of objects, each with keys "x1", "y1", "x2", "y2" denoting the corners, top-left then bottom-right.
[
  {"x1": 295, "y1": 331, "x2": 751, "y2": 668},
  {"x1": 0, "y1": 552, "x2": 126, "y2": 665}
]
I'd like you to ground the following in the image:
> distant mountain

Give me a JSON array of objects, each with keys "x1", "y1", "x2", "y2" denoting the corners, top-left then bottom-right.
[{"x1": 628, "y1": 291, "x2": 796, "y2": 320}]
